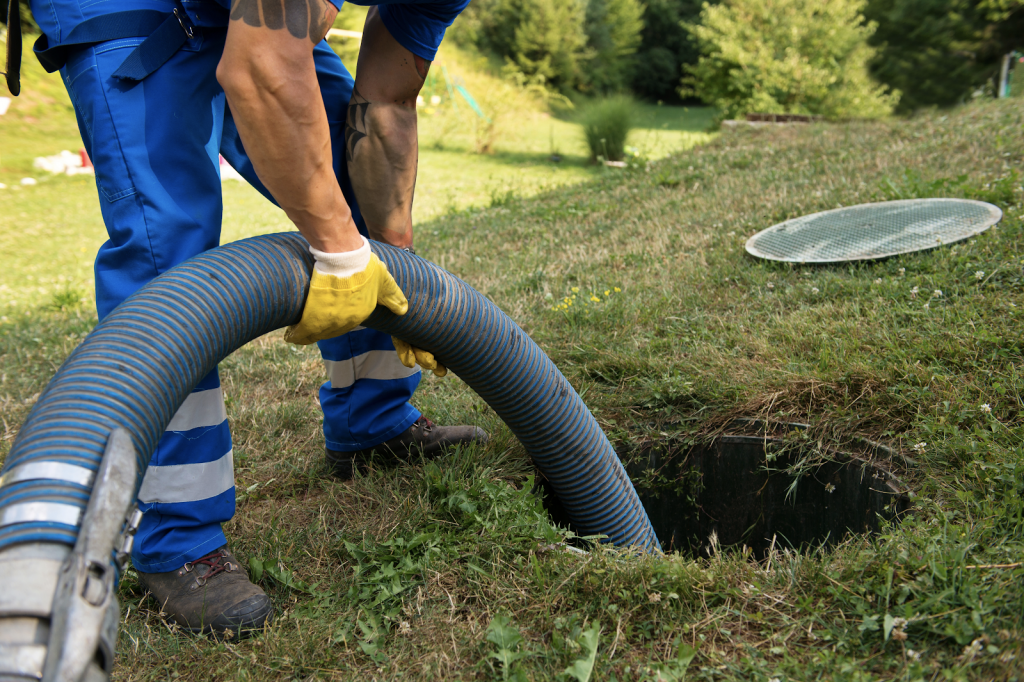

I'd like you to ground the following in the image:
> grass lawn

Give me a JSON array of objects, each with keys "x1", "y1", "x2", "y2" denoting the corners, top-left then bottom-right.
[
  {"x1": 414, "y1": 100, "x2": 715, "y2": 219},
  {"x1": 3, "y1": 56, "x2": 1024, "y2": 681}
]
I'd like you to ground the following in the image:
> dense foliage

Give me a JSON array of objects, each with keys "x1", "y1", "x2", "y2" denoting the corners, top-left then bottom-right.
[
  {"x1": 864, "y1": 0, "x2": 1024, "y2": 112},
  {"x1": 454, "y1": 0, "x2": 645, "y2": 93},
  {"x1": 683, "y1": 0, "x2": 900, "y2": 120},
  {"x1": 453, "y1": 0, "x2": 1021, "y2": 110},
  {"x1": 461, "y1": 0, "x2": 590, "y2": 92},
  {"x1": 584, "y1": 0, "x2": 645, "y2": 93},
  {"x1": 629, "y1": 0, "x2": 706, "y2": 103}
]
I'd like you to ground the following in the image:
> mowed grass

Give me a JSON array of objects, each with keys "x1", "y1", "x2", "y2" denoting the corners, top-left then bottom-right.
[{"x1": 3, "y1": 65, "x2": 1024, "y2": 681}]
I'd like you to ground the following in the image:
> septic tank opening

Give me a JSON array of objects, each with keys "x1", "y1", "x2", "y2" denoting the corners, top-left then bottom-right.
[{"x1": 540, "y1": 421, "x2": 911, "y2": 558}]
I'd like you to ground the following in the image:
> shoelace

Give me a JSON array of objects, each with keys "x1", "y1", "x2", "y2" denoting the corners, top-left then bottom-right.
[
  {"x1": 414, "y1": 416, "x2": 435, "y2": 432},
  {"x1": 184, "y1": 549, "x2": 236, "y2": 586}
]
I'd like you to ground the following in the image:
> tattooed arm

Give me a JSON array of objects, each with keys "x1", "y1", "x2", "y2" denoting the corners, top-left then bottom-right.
[
  {"x1": 345, "y1": 7, "x2": 430, "y2": 249},
  {"x1": 217, "y1": 0, "x2": 364, "y2": 253}
]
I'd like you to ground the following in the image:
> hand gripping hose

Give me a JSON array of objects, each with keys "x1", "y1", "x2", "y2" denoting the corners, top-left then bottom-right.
[{"x1": 0, "y1": 233, "x2": 659, "y2": 680}]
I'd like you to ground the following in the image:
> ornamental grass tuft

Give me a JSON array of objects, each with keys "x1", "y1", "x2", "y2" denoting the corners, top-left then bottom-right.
[{"x1": 579, "y1": 95, "x2": 635, "y2": 162}]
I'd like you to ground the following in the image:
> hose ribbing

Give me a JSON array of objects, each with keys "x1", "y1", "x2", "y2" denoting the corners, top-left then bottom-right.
[{"x1": 0, "y1": 233, "x2": 659, "y2": 552}]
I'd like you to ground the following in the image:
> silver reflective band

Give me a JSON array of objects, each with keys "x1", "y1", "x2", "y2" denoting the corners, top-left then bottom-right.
[
  {"x1": 136, "y1": 449, "x2": 234, "y2": 505},
  {"x1": 165, "y1": 386, "x2": 227, "y2": 432},
  {"x1": 0, "y1": 502, "x2": 83, "y2": 528},
  {"x1": 0, "y1": 461, "x2": 96, "y2": 489},
  {"x1": 0, "y1": 642, "x2": 47, "y2": 678},
  {"x1": 325, "y1": 350, "x2": 420, "y2": 389}
]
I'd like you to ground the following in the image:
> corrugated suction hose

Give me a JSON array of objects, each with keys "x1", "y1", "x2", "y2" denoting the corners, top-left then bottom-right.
[{"x1": 0, "y1": 233, "x2": 660, "y2": 554}]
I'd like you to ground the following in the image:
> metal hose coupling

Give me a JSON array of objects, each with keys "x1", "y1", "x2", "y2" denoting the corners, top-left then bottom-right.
[{"x1": 0, "y1": 429, "x2": 141, "y2": 682}]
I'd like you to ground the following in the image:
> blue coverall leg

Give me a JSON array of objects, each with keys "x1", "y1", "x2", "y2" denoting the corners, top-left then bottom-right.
[{"x1": 57, "y1": 26, "x2": 420, "y2": 573}]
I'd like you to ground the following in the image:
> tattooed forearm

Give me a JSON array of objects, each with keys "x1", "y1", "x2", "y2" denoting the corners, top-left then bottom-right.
[
  {"x1": 344, "y1": 83, "x2": 419, "y2": 245},
  {"x1": 345, "y1": 87, "x2": 369, "y2": 163},
  {"x1": 308, "y1": 0, "x2": 333, "y2": 41},
  {"x1": 230, "y1": 0, "x2": 336, "y2": 43}
]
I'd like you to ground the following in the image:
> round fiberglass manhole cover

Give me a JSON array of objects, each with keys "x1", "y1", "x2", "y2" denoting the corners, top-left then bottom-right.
[{"x1": 745, "y1": 198, "x2": 1003, "y2": 263}]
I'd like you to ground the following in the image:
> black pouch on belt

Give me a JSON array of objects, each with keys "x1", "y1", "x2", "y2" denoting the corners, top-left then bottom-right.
[
  {"x1": 4, "y1": 0, "x2": 198, "y2": 97},
  {"x1": 3, "y1": 0, "x2": 22, "y2": 95}
]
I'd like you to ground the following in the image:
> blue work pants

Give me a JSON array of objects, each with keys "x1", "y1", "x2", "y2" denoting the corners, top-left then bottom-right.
[{"x1": 60, "y1": 28, "x2": 421, "y2": 573}]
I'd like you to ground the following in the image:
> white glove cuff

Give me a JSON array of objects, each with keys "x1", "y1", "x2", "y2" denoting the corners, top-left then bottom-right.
[{"x1": 310, "y1": 237, "x2": 371, "y2": 278}]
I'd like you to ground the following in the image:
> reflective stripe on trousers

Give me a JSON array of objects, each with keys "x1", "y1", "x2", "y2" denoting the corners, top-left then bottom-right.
[{"x1": 61, "y1": 29, "x2": 420, "y2": 572}]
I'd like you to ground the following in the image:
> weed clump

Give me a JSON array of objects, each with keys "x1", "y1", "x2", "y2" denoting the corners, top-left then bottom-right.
[
  {"x1": 579, "y1": 95, "x2": 635, "y2": 162},
  {"x1": 46, "y1": 286, "x2": 85, "y2": 312}
]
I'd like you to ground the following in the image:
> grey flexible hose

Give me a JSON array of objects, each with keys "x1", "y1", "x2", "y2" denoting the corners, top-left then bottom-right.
[{"x1": 0, "y1": 233, "x2": 660, "y2": 553}]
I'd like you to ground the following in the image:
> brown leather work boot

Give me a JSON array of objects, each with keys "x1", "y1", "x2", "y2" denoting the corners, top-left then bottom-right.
[
  {"x1": 326, "y1": 415, "x2": 487, "y2": 480},
  {"x1": 137, "y1": 546, "x2": 273, "y2": 637}
]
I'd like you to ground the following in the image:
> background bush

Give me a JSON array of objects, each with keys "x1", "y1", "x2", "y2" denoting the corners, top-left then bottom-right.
[
  {"x1": 864, "y1": 0, "x2": 1024, "y2": 112},
  {"x1": 583, "y1": 0, "x2": 645, "y2": 93},
  {"x1": 457, "y1": 0, "x2": 591, "y2": 92},
  {"x1": 629, "y1": 0, "x2": 706, "y2": 103},
  {"x1": 682, "y1": 0, "x2": 900, "y2": 120},
  {"x1": 579, "y1": 95, "x2": 634, "y2": 161},
  {"x1": 456, "y1": 0, "x2": 645, "y2": 94}
]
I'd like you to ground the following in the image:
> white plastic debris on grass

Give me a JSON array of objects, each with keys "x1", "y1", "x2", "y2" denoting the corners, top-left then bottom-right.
[
  {"x1": 31, "y1": 151, "x2": 246, "y2": 182},
  {"x1": 219, "y1": 155, "x2": 245, "y2": 182},
  {"x1": 20, "y1": 178, "x2": 37, "y2": 186},
  {"x1": 33, "y1": 150, "x2": 94, "y2": 176}
]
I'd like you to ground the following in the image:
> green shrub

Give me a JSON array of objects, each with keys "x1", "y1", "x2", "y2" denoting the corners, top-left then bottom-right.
[
  {"x1": 468, "y1": 69, "x2": 566, "y2": 154},
  {"x1": 629, "y1": 0, "x2": 706, "y2": 103},
  {"x1": 579, "y1": 95, "x2": 634, "y2": 162},
  {"x1": 682, "y1": 0, "x2": 900, "y2": 121},
  {"x1": 864, "y1": 0, "x2": 1024, "y2": 112},
  {"x1": 583, "y1": 0, "x2": 645, "y2": 93},
  {"x1": 462, "y1": 0, "x2": 591, "y2": 92},
  {"x1": 455, "y1": 0, "x2": 646, "y2": 94}
]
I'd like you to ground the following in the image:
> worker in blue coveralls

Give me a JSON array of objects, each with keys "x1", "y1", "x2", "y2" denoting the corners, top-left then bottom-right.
[{"x1": 25, "y1": 0, "x2": 483, "y2": 635}]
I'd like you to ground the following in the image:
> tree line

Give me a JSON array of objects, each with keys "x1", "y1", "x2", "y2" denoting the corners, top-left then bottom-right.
[
  {"x1": 3, "y1": 0, "x2": 1021, "y2": 117},
  {"x1": 450, "y1": 0, "x2": 1022, "y2": 118}
]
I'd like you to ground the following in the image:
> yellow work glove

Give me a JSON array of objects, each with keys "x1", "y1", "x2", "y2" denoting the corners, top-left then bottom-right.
[
  {"x1": 392, "y1": 337, "x2": 448, "y2": 377},
  {"x1": 284, "y1": 238, "x2": 408, "y2": 346}
]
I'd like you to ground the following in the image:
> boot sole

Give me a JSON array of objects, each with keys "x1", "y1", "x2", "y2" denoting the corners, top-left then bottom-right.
[{"x1": 178, "y1": 607, "x2": 274, "y2": 638}]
